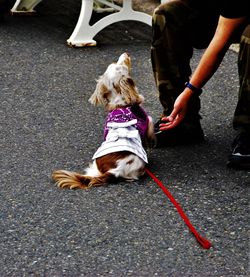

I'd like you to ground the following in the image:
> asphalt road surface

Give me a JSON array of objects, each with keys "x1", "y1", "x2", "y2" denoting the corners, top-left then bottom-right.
[{"x1": 1, "y1": 1, "x2": 249, "y2": 276}]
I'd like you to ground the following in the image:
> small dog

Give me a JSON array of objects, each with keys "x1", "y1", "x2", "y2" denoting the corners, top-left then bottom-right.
[{"x1": 52, "y1": 53, "x2": 155, "y2": 189}]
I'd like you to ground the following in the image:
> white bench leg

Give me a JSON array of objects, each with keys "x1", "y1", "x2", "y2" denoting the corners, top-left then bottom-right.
[
  {"x1": 11, "y1": 0, "x2": 42, "y2": 14},
  {"x1": 67, "y1": 0, "x2": 96, "y2": 47},
  {"x1": 67, "y1": 0, "x2": 152, "y2": 47}
]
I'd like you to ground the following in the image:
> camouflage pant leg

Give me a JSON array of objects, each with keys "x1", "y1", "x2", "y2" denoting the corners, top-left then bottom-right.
[
  {"x1": 151, "y1": 0, "x2": 218, "y2": 118},
  {"x1": 233, "y1": 24, "x2": 250, "y2": 132}
]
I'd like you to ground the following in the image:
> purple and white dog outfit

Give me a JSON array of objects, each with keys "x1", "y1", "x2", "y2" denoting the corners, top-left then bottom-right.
[{"x1": 92, "y1": 105, "x2": 149, "y2": 163}]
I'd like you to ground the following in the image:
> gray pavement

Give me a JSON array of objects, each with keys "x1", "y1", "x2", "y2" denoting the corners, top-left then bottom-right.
[{"x1": 1, "y1": 1, "x2": 249, "y2": 276}]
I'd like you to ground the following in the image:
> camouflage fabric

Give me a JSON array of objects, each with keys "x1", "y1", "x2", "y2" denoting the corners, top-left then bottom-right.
[
  {"x1": 233, "y1": 24, "x2": 250, "y2": 131},
  {"x1": 151, "y1": 0, "x2": 250, "y2": 131}
]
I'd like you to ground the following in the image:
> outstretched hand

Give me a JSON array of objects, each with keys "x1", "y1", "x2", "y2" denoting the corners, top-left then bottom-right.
[{"x1": 159, "y1": 90, "x2": 192, "y2": 131}]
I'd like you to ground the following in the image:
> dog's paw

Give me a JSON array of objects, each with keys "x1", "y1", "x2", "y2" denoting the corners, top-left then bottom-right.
[
  {"x1": 145, "y1": 116, "x2": 156, "y2": 148},
  {"x1": 147, "y1": 137, "x2": 157, "y2": 149}
]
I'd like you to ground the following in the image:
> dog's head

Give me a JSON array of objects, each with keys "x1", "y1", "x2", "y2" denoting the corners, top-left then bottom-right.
[{"x1": 89, "y1": 53, "x2": 144, "y2": 111}]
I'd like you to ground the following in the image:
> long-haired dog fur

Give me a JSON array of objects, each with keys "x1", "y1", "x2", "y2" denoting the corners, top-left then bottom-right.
[{"x1": 52, "y1": 53, "x2": 155, "y2": 189}]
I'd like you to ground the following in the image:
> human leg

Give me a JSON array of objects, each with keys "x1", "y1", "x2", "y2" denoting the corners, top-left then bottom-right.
[
  {"x1": 228, "y1": 24, "x2": 250, "y2": 168},
  {"x1": 151, "y1": 0, "x2": 218, "y2": 146},
  {"x1": 233, "y1": 24, "x2": 250, "y2": 132}
]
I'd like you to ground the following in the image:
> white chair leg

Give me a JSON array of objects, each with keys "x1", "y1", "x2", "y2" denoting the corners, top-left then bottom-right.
[
  {"x1": 67, "y1": 0, "x2": 152, "y2": 47},
  {"x1": 11, "y1": 0, "x2": 42, "y2": 14}
]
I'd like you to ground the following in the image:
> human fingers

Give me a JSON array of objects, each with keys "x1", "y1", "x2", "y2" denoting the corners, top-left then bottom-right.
[
  {"x1": 159, "y1": 113, "x2": 185, "y2": 131},
  {"x1": 159, "y1": 118, "x2": 179, "y2": 130}
]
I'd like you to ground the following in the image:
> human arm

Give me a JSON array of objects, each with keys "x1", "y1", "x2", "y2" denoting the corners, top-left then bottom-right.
[{"x1": 159, "y1": 15, "x2": 247, "y2": 131}]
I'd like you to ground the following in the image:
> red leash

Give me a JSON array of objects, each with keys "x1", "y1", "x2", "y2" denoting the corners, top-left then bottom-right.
[{"x1": 145, "y1": 168, "x2": 212, "y2": 249}]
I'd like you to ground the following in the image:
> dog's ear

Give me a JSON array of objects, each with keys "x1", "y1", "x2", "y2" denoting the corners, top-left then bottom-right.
[
  {"x1": 119, "y1": 77, "x2": 143, "y2": 105},
  {"x1": 89, "y1": 79, "x2": 111, "y2": 106}
]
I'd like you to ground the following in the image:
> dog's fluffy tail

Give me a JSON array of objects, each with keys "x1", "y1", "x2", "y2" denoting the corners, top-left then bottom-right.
[{"x1": 52, "y1": 170, "x2": 114, "y2": 189}]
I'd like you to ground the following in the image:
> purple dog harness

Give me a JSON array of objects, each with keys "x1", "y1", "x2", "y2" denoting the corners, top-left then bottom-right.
[
  {"x1": 92, "y1": 105, "x2": 149, "y2": 163},
  {"x1": 104, "y1": 106, "x2": 149, "y2": 138}
]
